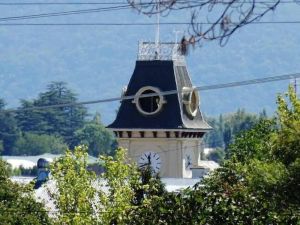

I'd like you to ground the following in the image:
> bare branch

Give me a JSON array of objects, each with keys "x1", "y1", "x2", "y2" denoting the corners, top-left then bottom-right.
[{"x1": 127, "y1": 0, "x2": 280, "y2": 48}]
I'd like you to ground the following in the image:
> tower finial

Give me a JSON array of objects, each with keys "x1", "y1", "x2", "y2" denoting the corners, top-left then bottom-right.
[
  {"x1": 173, "y1": 29, "x2": 183, "y2": 43},
  {"x1": 155, "y1": 0, "x2": 160, "y2": 59}
]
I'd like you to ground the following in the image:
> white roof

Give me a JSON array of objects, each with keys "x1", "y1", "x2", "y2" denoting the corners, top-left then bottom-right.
[
  {"x1": 12, "y1": 177, "x2": 202, "y2": 193},
  {"x1": 2, "y1": 154, "x2": 99, "y2": 169},
  {"x1": 198, "y1": 160, "x2": 220, "y2": 170}
]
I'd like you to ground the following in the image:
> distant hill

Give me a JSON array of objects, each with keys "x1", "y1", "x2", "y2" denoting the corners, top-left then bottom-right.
[{"x1": 1, "y1": 2, "x2": 300, "y2": 124}]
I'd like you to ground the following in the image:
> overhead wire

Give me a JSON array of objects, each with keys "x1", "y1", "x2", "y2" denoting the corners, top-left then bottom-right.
[
  {"x1": 0, "y1": 5, "x2": 133, "y2": 22},
  {"x1": 1, "y1": 72, "x2": 299, "y2": 114},
  {"x1": 0, "y1": 2, "x2": 130, "y2": 5},
  {"x1": 0, "y1": 0, "x2": 299, "y2": 23},
  {"x1": 0, "y1": 1, "x2": 297, "y2": 5},
  {"x1": 2, "y1": 21, "x2": 300, "y2": 26}
]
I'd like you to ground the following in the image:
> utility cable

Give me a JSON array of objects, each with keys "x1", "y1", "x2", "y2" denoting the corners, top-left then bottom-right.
[
  {"x1": 0, "y1": 1, "x2": 296, "y2": 5},
  {"x1": 0, "y1": 1, "x2": 298, "y2": 23},
  {"x1": 0, "y1": 5, "x2": 132, "y2": 22},
  {"x1": 2, "y1": 21, "x2": 300, "y2": 26},
  {"x1": 1, "y1": 72, "x2": 299, "y2": 114}
]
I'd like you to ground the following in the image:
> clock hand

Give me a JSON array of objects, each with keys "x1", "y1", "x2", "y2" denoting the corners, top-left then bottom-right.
[
  {"x1": 185, "y1": 159, "x2": 191, "y2": 168},
  {"x1": 139, "y1": 162, "x2": 151, "y2": 167}
]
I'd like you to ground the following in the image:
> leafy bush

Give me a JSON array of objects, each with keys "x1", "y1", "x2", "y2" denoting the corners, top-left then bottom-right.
[
  {"x1": 11, "y1": 165, "x2": 38, "y2": 177},
  {"x1": 11, "y1": 132, "x2": 68, "y2": 155},
  {"x1": 0, "y1": 159, "x2": 51, "y2": 225}
]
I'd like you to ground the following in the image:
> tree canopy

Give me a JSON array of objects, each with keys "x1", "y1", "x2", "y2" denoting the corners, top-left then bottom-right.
[
  {"x1": 0, "y1": 82, "x2": 115, "y2": 157},
  {"x1": 16, "y1": 81, "x2": 88, "y2": 146},
  {"x1": 185, "y1": 86, "x2": 300, "y2": 224},
  {"x1": 74, "y1": 117, "x2": 116, "y2": 157},
  {"x1": 0, "y1": 99, "x2": 20, "y2": 155},
  {"x1": 0, "y1": 159, "x2": 51, "y2": 225},
  {"x1": 24, "y1": 86, "x2": 299, "y2": 224},
  {"x1": 11, "y1": 132, "x2": 68, "y2": 156},
  {"x1": 203, "y1": 108, "x2": 263, "y2": 150}
]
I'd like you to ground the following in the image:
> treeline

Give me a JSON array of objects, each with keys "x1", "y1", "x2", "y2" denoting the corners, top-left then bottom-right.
[
  {"x1": 203, "y1": 109, "x2": 268, "y2": 162},
  {"x1": 0, "y1": 81, "x2": 115, "y2": 157},
  {"x1": 204, "y1": 108, "x2": 268, "y2": 149},
  {"x1": 1, "y1": 87, "x2": 299, "y2": 225}
]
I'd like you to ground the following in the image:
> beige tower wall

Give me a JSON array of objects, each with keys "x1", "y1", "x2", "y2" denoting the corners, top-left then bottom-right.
[{"x1": 118, "y1": 133, "x2": 203, "y2": 178}]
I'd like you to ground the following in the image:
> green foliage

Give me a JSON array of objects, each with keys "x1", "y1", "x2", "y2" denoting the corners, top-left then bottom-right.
[
  {"x1": 204, "y1": 109, "x2": 262, "y2": 150},
  {"x1": 74, "y1": 118, "x2": 116, "y2": 157},
  {"x1": 99, "y1": 148, "x2": 141, "y2": 225},
  {"x1": 50, "y1": 145, "x2": 97, "y2": 225},
  {"x1": 11, "y1": 132, "x2": 68, "y2": 155},
  {"x1": 185, "y1": 86, "x2": 300, "y2": 224},
  {"x1": 273, "y1": 86, "x2": 300, "y2": 166},
  {"x1": 0, "y1": 158, "x2": 51, "y2": 225},
  {"x1": 188, "y1": 164, "x2": 288, "y2": 224},
  {"x1": 50, "y1": 146, "x2": 142, "y2": 225},
  {"x1": 271, "y1": 86, "x2": 300, "y2": 208},
  {"x1": 242, "y1": 159, "x2": 288, "y2": 189},
  {"x1": 1, "y1": 85, "x2": 299, "y2": 224},
  {"x1": 206, "y1": 147, "x2": 225, "y2": 163},
  {"x1": 11, "y1": 165, "x2": 38, "y2": 176},
  {"x1": 228, "y1": 119, "x2": 275, "y2": 163},
  {"x1": 0, "y1": 99, "x2": 20, "y2": 155},
  {"x1": 16, "y1": 82, "x2": 88, "y2": 146},
  {"x1": 127, "y1": 167, "x2": 190, "y2": 225}
]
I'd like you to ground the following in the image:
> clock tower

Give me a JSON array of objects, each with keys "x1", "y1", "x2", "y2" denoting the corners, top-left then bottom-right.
[{"x1": 107, "y1": 42, "x2": 211, "y2": 178}]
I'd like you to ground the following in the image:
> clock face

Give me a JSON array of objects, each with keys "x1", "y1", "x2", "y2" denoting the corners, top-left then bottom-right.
[
  {"x1": 185, "y1": 154, "x2": 192, "y2": 169},
  {"x1": 138, "y1": 151, "x2": 161, "y2": 173}
]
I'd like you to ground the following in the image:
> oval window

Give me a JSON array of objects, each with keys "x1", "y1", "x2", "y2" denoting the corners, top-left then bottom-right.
[
  {"x1": 133, "y1": 86, "x2": 166, "y2": 116},
  {"x1": 182, "y1": 87, "x2": 199, "y2": 117}
]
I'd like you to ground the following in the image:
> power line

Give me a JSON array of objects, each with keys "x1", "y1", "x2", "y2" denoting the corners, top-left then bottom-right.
[
  {"x1": 2, "y1": 21, "x2": 300, "y2": 26},
  {"x1": 0, "y1": 1, "x2": 298, "y2": 23},
  {"x1": 0, "y1": 2, "x2": 130, "y2": 5},
  {"x1": 0, "y1": 5, "x2": 132, "y2": 22},
  {"x1": 1, "y1": 72, "x2": 299, "y2": 114},
  {"x1": 0, "y1": 1, "x2": 297, "y2": 5}
]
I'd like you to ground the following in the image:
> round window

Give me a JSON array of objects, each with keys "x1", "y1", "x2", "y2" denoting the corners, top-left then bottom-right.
[
  {"x1": 133, "y1": 86, "x2": 166, "y2": 116},
  {"x1": 182, "y1": 87, "x2": 199, "y2": 117}
]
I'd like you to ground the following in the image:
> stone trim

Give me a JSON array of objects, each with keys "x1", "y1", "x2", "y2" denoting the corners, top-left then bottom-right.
[{"x1": 113, "y1": 130, "x2": 204, "y2": 139}]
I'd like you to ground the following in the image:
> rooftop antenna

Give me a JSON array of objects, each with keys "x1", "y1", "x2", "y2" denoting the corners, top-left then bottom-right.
[
  {"x1": 155, "y1": 0, "x2": 160, "y2": 59},
  {"x1": 173, "y1": 29, "x2": 183, "y2": 43}
]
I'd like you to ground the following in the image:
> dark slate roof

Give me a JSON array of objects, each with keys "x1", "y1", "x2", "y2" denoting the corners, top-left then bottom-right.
[{"x1": 107, "y1": 60, "x2": 211, "y2": 130}]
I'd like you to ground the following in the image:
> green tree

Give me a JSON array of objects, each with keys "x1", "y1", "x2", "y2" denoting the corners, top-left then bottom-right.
[
  {"x1": 16, "y1": 99, "x2": 47, "y2": 135},
  {"x1": 204, "y1": 109, "x2": 261, "y2": 151},
  {"x1": 50, "y1": 146, "x2": 142, "y2": 225},
  {"x1": 49, "y1": 145, "x2": 97, "y2": 225},
  {"x1": 16, "y1": 82, "x2": 88, "y2": 146},
  {"x1": 206, "y1": 147, "x2": 225, "y2": 163},
  {"x1": 0, "y1": 158, "x2": 51, "y2": 224},
  {"x1": 11, "y1": 132, "x2": 68, "y2": 155},
  {"x1": 99, "y1": 148, "x2": 141, "y2": 225},
  {"x1": 74, "y1": 116, "x2": 116, "y2": 157},
  {"x1": 126, "y1": 167, "x2": 189, "y2": 225},
  {"x1": 203, "y1": 117, "x2": 224, "y2": 148},
  {"x1": 271, "y1": 86, "x2": 300, "y2": 208},
  {"x1": 0, "y1": 99, "x2": 20, "y2": 155},
  {"x1": 185, "y1": 87, "x2": 300, "y2": 224}
]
